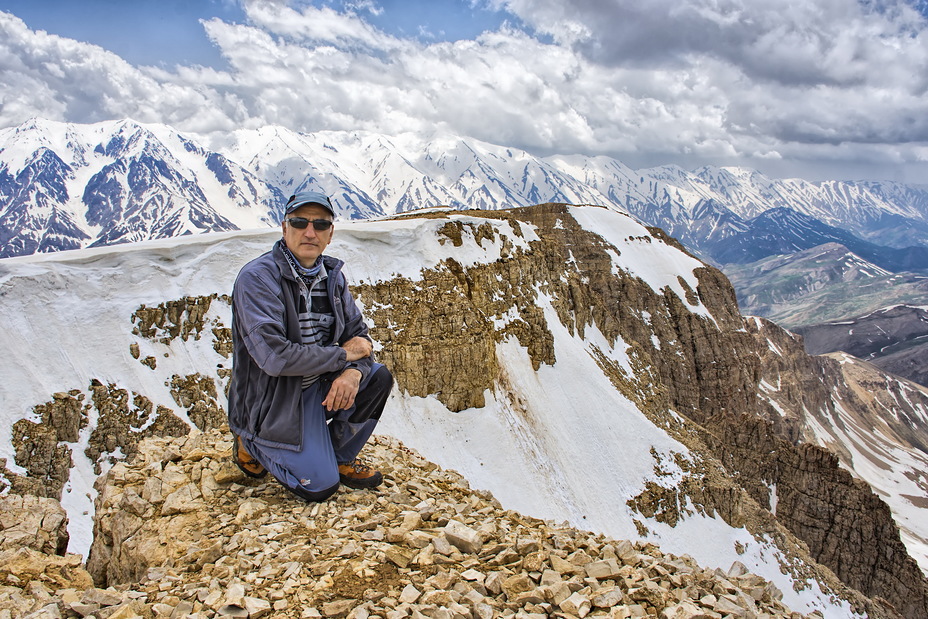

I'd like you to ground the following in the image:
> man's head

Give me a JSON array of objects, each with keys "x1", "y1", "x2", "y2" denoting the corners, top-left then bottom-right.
[
  {"x1": 282, "y1": 191, "x2": 335, "y2": 267},
  {"x1": 285, "y1": 190, "x2": 336, "y2": 218}
]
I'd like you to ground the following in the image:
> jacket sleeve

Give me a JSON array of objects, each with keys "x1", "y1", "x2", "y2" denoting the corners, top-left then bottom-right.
[
  {"x1": 234, "y1": 265, "x2": 348, "y2": 378},
  {"x1": 336, "y1": 271, "x2": 375, "y2": 380}
]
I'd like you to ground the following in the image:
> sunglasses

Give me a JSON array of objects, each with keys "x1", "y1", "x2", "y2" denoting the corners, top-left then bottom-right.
[{"x1": 286, "y1": 217, "x2": 333, "y2": 231}]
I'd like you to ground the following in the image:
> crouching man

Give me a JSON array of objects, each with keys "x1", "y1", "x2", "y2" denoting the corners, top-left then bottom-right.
[{"x1": 227, "y1": 189, "x2": 393, "y2": 501}]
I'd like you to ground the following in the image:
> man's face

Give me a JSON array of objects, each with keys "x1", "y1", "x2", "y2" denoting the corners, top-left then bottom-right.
[{"x1": 282, "y1": 203, "x2": 334, "y2": 267}]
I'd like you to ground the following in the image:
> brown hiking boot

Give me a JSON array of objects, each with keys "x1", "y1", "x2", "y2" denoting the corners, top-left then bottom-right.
[
  {"x1": 233, "y1": 434, "x2": 267, "y2": 479},
  {"x1": 337, "y1": 458, "x2": 383, "y2": 489}
]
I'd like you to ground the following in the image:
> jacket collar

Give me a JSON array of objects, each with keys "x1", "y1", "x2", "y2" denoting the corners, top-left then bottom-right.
[{"x1": 272, "y1": 239, "x2": 343, "y2": 282}]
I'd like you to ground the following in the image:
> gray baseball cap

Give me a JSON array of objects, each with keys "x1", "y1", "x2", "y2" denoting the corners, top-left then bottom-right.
[{"x1": 285, "y1": 190, "x2": 335, "y2": 217}]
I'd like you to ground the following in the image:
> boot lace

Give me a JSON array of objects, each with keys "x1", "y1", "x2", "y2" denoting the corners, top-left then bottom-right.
[{"x1": 342, "y1": 459, "x2": 372, "y2": 474}]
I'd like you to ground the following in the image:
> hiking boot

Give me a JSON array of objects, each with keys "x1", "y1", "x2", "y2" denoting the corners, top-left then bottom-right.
[
  {"x1": 337, "y1": 458, "x2": 383, "y2": 489},
  {"x1": 233, "y1": 434, "x2": 267, "y2": 479}
]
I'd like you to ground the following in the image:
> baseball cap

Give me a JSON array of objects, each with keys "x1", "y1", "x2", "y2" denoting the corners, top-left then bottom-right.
[{"x1": 285, "y1": 190, "x2": 336, "y2": 217}]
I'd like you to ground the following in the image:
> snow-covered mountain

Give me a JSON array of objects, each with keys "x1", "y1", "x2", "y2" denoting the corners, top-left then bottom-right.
[
  {"x1": 692, "y1": 166, "x2": 928, "y2": 247},
  {"x1": 4, "y1": 118, "x2": 928, "y2": 265},
  {"x1": 0, "y1": 118, "x2": 284, "y2": 258},
  {"x1": 222, "y1": 127, "x2": 607, "y2": 216},
  {"x1": 2, "y1": 205, "x2": 928, "y2": 617}
]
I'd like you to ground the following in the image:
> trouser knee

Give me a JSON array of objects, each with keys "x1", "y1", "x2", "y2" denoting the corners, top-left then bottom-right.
[
  {"x1": 349, "y1": 365, "x2": 393, "y2": 423},
  {"x1": 284, "y1": 480, "x2": 340, "y2": 503},
  {"x1": 367, "y1": 366, "x2": 394, "y2": 404}
]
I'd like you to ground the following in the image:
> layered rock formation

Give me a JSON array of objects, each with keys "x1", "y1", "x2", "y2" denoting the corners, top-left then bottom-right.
[
  {"x1": 735, "y1": 318, "x2": 928, "y2": 617},
  {"x1": 352, "y1": 205, "x2": 928, "y2": 616}
]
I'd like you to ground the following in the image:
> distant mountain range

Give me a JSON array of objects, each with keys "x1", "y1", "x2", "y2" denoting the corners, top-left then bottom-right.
[
  {"x1": 725, "y1": 242, "x2": 928, "y2": 327},
  {"x1": 3, "y1": 117, "x2": 928, "y2": 271},
  {"x1": 793, "y1": 304, "x2": 928, "y2": 388},
  {"x1": 726, "y1": 243, "x2": 928, "y2": 387}
]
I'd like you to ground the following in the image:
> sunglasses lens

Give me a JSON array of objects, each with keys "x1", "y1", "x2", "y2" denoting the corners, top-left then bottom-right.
[{"x1": 287, "y1": 217, "x2": 332, "y2": 230}]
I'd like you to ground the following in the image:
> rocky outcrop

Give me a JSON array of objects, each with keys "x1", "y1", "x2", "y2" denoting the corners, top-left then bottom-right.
[
  {"x1": 706, "y1": 413, "x2": 927, "y2": 619},
  {"x1": 132, "y1": 295, "x2": 231, "y2": 348},
  {"x1": 0, "y1": 494, "x2": 70, "y2": 556},
  {"x1": 168, "y1": 373, "x2": 227, "y2": 432},
  {"x1": 723, "y1": 318, "x2": 928, "y2": 618},
  {"x1": 81, "y1": 428, "x2": 842, "y2": 619},
  {"x1": 354, "y1": 207, "x2": 748, "y2": 417},
  {"x1": 0, "y1": 547, "x2": 96, "y2": 617},
  {"x1": 7, "y1": 390, "x2": 85, "y2": 498},
  {"x1": 87, "y1": 380, "x2": 190, "y2": 475},
  {"x1": 0, "y1": 495, "x2": 96, "y2": 618},
  {"x1": 2, "y1": 381, "x2": 189, "y2": 498}
]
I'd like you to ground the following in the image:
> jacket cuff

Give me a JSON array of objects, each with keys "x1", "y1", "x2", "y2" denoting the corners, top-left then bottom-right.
[{"x1": 344, "y1": 357, "x2": 373, "y2": 382}]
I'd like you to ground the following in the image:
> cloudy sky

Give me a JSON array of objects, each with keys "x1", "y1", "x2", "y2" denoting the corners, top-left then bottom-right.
[{"x1": 1, "y1": 0, "x2": 928, "y2": 182}]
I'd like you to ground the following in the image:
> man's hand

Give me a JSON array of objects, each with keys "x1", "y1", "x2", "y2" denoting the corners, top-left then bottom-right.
[
  {"x1": 323, "y1": 368, "x2": 362, "y2": 411},
  {"x1": 342, "y1": 336, "x2": 373, "y2": 361}
]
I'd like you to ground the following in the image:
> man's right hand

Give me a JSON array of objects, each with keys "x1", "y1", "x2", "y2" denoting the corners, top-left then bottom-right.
[{"x1": 342, "y1": 336, "x2": 373, "y2": 361}]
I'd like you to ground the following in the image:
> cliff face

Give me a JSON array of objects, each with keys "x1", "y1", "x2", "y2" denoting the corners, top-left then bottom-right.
[
  {"x1": 349, "y1": 205, "x2": 928, "y2": 617},
  {"x1": 737, "y1": 318, "x2": 928, "y2": 618},
  {"x1": 1, "y1": 204, "x2": 927, "y2": 617}
]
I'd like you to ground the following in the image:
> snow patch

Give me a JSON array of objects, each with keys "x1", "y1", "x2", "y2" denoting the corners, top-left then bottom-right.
[{"x1": 568, "y1": 206, "x2": 715, "y2": 321}]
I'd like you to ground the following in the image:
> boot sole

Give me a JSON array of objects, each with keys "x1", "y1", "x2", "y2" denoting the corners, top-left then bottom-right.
[
  {"x1": 233, "y1": 435, "x2": 268, "y2": 479},
  {"x1": 339, "y1": 471, "x2": 383, "y2": 489}
]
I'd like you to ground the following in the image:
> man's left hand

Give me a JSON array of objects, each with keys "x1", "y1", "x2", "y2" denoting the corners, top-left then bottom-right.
[{"x1": 323, "y1": 368, "x2": 362, "y2": 411}]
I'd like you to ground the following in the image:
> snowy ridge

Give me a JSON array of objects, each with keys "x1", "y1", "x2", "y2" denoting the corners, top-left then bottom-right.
[{"x1": 0, "y1": 206, "x2": 861, "y2": 617}]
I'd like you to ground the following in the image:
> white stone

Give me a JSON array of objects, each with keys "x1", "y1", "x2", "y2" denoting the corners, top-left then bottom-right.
[
  {"x1": 586, "y1": 558, "x2": 622, "y2": 580},
  {"x1": 661, "y1": 601, "x2": 704, "y2": 619},
  {"x1": 592, "y1": 586, "x2": 625, "y2": 608},
  {"x1": 443, "y1": 519, "x2": 482, "y2": 554},
  {"x1": 460, "y1": 569, "x2": 485, "y2": 583},
  {"x1": 399, "y1": 584, "x2": 421, "y2": 604},
  {"x1": 243, "y1": 596, "x2": 272, "y2": 619},
  {"x1": 559, "y1": 591, "x2": 592, "y2": 618}
]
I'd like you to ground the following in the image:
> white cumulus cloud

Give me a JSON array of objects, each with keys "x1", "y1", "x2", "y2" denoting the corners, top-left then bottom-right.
[{"x1": 2, "y1": 0, "x2": 928, "y2": 180}]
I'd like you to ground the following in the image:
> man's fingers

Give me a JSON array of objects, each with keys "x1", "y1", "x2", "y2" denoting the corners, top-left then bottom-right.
[
  {"x1": 324, "y1": 384, "x2": 357, "y2": 411},
  {"x1": 324, "y1": 369, "x2": 362, "y2": 411}
]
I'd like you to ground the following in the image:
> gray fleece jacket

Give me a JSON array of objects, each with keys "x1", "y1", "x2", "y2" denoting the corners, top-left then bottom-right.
[{"x1": 227, "y1": 240, "x2": 373, "y2": 450}]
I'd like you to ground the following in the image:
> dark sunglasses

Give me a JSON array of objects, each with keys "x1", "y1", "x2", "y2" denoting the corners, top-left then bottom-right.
[{"x1": 286, "y1": 217, "x2": 333, "y2": 231}]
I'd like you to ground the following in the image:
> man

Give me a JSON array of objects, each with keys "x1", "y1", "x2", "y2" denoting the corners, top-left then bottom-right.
[{"x1": 227, "y1": 189, "x2": 393, "y2": 502}]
